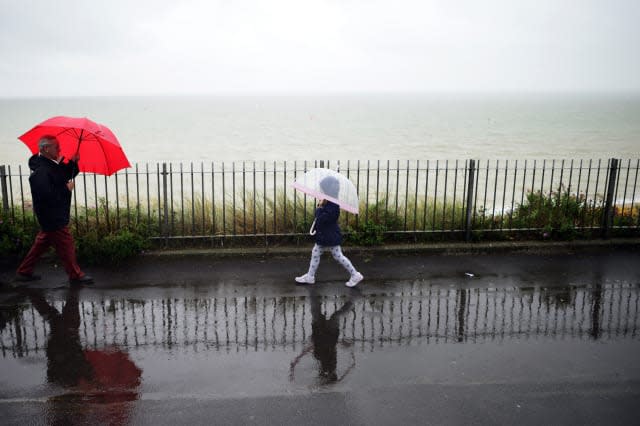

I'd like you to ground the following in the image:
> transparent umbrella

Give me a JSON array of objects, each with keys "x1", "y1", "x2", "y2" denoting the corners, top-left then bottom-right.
[{"x1": 292, "y1": 168, "x2": 359, "y2": 214}]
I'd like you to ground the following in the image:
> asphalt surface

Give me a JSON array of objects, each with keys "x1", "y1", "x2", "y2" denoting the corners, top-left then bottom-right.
[{"x1": 1, "y1": 243, "x2": 640, "y2": 425}]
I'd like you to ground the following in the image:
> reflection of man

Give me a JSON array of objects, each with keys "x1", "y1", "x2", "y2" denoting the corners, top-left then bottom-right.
[
  {"x1": 15, "y1": 135, "x2": 93, "y2": 285},
  {"x1": 27, "y1": 287, "x2": 141, "y2": 423},
  {"x1": 0, "y1": 293, "x2": 27, "y2": 334},
  {"x1": 27, "y1": 287, "x2": 93, "y2": 387},
  {"x1": 290, "y1": 290, "x2": 354, "y2": 384}
]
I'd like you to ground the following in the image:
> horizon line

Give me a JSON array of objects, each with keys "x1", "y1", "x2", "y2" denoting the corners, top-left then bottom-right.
[{"x1": 2, "y1": 89, "x2": 640, "y2": 99}]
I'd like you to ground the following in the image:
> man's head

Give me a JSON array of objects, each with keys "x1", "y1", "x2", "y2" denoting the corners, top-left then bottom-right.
[{"x1": 38, "y1": 136, "x2": 60, "y2": 161}]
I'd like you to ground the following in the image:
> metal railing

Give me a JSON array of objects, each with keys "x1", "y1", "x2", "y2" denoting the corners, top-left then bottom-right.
[
  {"x1": 2, "y1": 282, "x2": 638, "y2": 358},
  {"x1": 1, "y1": 158, "x2": 638, "y2": 243}
]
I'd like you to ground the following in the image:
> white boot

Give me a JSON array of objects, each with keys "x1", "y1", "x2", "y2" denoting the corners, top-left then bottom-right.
[
  {"x1": 295, "y1": 274, "x2": 315, "y2": 284},
  {"x1": 345, "y1": 272, "x2": 363, "y2": 287}
]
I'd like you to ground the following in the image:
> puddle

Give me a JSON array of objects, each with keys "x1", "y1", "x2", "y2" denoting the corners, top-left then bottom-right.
[{"x1": 2, "y1": 281, "x2": 639, "y2": 405}]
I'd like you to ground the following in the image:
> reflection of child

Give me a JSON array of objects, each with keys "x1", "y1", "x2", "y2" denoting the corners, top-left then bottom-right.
[
  {"x1": 289, "y1": 290, "x2": 355, "y2": 384},
  {"x1": 310, "y1": 295, "x2": 353, "y2": 382},
  {"x1": 295, "y1": 176, "x2": 363, "y2": 287}
]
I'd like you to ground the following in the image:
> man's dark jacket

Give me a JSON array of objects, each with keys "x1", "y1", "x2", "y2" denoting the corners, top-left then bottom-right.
[
  {"x1": 28, "y1": 154, "x2": 78, "y2": 232},
  {"x1": 313, "y1": 201, "x2": 342, "y2": 246}
]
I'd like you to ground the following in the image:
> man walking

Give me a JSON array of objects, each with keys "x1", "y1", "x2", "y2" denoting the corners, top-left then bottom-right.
[{"x1": 15, "y1": 135, "x2": 93, "y2": 285}]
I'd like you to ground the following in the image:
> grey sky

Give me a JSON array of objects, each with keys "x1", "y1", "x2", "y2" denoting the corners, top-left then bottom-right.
[{"x1": 1, "y1": 0, "x2": 639, "y2": 96}]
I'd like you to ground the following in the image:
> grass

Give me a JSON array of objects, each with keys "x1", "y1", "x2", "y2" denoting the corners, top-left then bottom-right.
[{"x1": 1, "y1": 188, "x2": 638, "y2": 261}]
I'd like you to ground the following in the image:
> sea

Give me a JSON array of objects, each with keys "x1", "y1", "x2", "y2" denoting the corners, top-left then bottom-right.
[{"x1": 1, "y1": 92, "x2": 639, "y2": 166}]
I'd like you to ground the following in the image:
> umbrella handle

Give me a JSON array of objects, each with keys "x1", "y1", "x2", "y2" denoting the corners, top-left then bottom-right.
[
  {"x1": 309, "y1": 219, "x2": 316, "y2": 236},
  {"x1": 68, "y1": 158, "x2": 78, "y2": 183}
]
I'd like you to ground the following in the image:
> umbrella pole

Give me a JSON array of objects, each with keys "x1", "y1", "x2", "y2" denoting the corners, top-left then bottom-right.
[{"x1": 72, "y1": 132, "x2": 83, "y2": 182}]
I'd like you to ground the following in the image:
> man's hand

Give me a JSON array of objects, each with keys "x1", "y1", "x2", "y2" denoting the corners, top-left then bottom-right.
[
  {"x1": 70, "y1": 153, "x2": 80, "y2": 162},
  {"x1": 66, "y1": 180, "x2": 75, "y2": 191}
]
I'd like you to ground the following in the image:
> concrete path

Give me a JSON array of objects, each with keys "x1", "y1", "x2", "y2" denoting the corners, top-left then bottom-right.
[{"x1": 1, "y1": 245, "x2": 639, "y2": 425}]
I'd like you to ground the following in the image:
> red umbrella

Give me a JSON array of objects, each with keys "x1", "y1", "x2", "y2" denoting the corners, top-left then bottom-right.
[
  {"x1": 18, "y1": 116, "x2": 130, "y2": 176},
  {"x1": 82, "y1": 348, "x2": 143, "y2": 391}
]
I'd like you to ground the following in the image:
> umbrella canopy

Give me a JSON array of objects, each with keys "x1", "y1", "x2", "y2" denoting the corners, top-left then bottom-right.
[
  {"x1": 18, "y1": 116, "x2": 130, "y2": 176},
  {"x1": 83, "y1": 348, "x2": 142, "y2": 391},
  {"x1": 292, "y1": 168, "x2": 359, "y2": 214}
]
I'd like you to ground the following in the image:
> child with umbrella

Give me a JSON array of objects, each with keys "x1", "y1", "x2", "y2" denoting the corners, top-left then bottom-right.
[{"x1": 295, "y1": 175, "x2": 364, "y2": 287}]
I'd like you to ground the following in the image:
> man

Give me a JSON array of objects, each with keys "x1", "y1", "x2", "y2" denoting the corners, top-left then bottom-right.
[{"x1": 15, "y1": 135, "x2": 93, "y2": 285}]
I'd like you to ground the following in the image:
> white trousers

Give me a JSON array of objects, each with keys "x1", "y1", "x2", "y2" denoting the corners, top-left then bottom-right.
[{"x1": 306, "y1": 244, "x2": 358, "y2": 277}]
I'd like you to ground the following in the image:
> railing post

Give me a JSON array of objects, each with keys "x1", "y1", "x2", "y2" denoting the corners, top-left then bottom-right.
[
  {"x1": 0, "y1": 165, "x2": 9, "y2": 216},
  {"x1": 601, "y1": 158, "x2": 619, "y2": 239},
  {"x1": 465, "y1": 159, "x2": 476, "y2": 242},
  {"x1": 162, "y1": 163, "x2": 169, "y2": 238}
]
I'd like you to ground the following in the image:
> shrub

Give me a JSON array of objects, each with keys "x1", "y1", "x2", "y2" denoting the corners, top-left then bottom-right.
[
  {"x1": 76, "y1": 229, "x2": 150, "y2": 265},
  {"x1": 510, "y1": 189, "x2": 603, "y2": 239},
  {"x1": 345, "y1": 220, "x2": 387, "y2": 246},
  {"x1": 0, "y1": 211, "x2": 38, "y2": 257}
]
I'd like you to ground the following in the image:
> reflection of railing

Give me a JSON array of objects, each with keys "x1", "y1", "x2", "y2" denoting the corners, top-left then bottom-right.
[
  {"x1": 1, "y1": 159, "x2": 638, "y2": 241},
  {"x1": 2, "y1": 283, "x2": 638, "y2": 358}
]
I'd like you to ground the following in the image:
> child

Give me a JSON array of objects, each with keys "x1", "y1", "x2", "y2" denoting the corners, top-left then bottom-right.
[{"x1": 295, "y1": 176, "x2": 363, "y2": 287}]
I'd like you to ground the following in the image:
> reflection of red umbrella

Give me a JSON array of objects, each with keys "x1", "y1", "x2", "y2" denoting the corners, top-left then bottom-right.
[
  {"x1": 82, "y1": 348, "x2": 142, "y2": 390},
  {"x1": 46, "y1": 348, "x2": 142, "y2": 424},
  {"x1": 19, "y1": 116, "x2": 130, "y2": 176}
]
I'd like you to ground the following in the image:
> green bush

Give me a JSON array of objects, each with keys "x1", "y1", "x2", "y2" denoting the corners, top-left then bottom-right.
[
  {"x1": 0, "y1": 212, "x2": 38, "y2": 257},
  {"x1": 612, "y1": 205, "x2": 640, "y2": 227},
  {"x1": 342, "y1": 199, "x2": 405, "y2": 246},
  {"x1": 0, "y1": 205, "x2": 152, "y2": 265},
  {"x1": 358, "y1": 199, "x2": 404, "y2": 229},
  {"x1": 68, "y1": 203, "x2": 154, "y2": 264},
  {"x1": 345, "y1": 220, "x2": 387, "y2": 246},
  {"x1": 510, "y1": 190, "x2": 603, "y2": 239},
  {"x1": 76, "y1": 229, "x2": 150, "y2": 265}
]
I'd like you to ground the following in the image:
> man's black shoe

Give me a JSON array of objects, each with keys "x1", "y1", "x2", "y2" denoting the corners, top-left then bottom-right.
[
  {"x1": 14, "y1": 273, "x2": 42, "y2": 282},
  {"x1": 70, "y1": 275, "x2": 94, "y2": 285}
]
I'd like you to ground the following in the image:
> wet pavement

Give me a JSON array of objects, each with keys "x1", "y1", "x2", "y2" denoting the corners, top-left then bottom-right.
[{"x1": 1, "y1": 247, "x2": 640, "y2": 425}]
